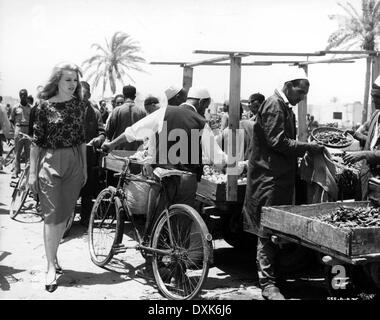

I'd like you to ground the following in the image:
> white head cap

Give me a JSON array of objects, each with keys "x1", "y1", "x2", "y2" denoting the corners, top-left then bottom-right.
[
  {"x1": 165, "y1": 86, "x2": 181, "y2": 100},
  {"x1": 187, "y1": 87, "x2": 210, "y2": 100},
  {"x1": 277, "y1": 68, "x2": 309, "y2": 90}
]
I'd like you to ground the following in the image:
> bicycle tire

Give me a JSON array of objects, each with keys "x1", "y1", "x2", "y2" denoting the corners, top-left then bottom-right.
[
  {"x1": 151, "y1": 204, "x2": 212, "y2": 300},
  {"x1": 63, "y1": 211, "x2": 75, "y2": 238},
  {"x1": 4, "y1": 146, "x2": 15, "y2": 168},
  {"x1": 9, "y1": 165, "x2": 30, "y2": 219},
  {"x1": 88, "y1": 187, "x2": 125, "y2": 267}
]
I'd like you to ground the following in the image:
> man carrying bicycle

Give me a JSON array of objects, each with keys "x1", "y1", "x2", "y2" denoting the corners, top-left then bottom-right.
[{"x1": 102, "y1": 87, "x2": 238, "y2": 278}]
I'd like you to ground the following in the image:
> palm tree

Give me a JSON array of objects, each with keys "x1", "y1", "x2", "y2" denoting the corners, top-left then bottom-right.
[
  {"x1": 326, "y1": 0, "x2": 380, "y2": 123},
  {"x1": 82, "y1": 31, "x2": 146, "y2": 96}
]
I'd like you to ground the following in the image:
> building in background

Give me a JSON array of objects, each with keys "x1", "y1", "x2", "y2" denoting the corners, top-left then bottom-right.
[{"x1": 308, "y1": 99, "x2": 362, "y2": 129}]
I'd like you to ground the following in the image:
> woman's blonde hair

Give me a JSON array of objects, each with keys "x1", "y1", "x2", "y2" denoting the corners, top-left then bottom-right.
[{"x1": 38, "y1": 62, "x2": 83, "y2": 101}]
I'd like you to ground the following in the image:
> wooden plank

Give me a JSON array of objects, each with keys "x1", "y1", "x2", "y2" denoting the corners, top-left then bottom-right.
[
  {"x1": 321, "y1": 50, "x2": 379, "y2": 55},
  {"x1": 226, "y1": 55, "x2": 241, "y2": 202},
  {"x1": 264, "y1": 229, "x2": 361, "y2": 265},
  {"x1": 149, "y1": 62, "x2": 187, "y2": 65},
  {"x1": 297, "y1": 65, "x2": 308, "y2": 142},
  {"x1": 196, "y1": 178, "x2": 246, "y2": 203},
  {"x1": 261, "y1": 206, "x2": 351, "y2": 255},
  {"x1": 351, "y1": 228, "x2": 380, "y2": 256},
  {"x1": 193, "y1": 50, "x2": 325, "y2": 57},
  {"x1": 182, "y1": 66, "x2": 193, "y2": 92},
  {"x1": 196, "y1": 178, "x2": 226, "y2": 201},
  {"x1": 184, "y1": 55, "x2": 231, "y2": 67},
  {"x1": 297, "y1": 55, "x2": 368, "y2": 66},
  {"x1": 272, "y1": 201, "x2": 370, "y2": 217}
]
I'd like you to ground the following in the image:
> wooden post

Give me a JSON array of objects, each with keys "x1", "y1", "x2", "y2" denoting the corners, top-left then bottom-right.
[
  {"x1": 182, "y1": 66, "x2": 193, "y2": 92},
  {"x1": 297, "y1": 65, "x2": 308, "y2": 142},
  {"x1": 371, "y1": 55, "x2": 380, "y2": 115},
  {"x1": 226, "y1": 55, "x2": 241, "y2": 202}
]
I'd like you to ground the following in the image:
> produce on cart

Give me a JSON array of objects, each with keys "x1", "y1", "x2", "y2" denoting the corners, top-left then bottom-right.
[
  {"x1": 315, "y1": 205, "x2": 380, "y2": 228},
  {"x1": 202, "y1": 165, "x2": 247, "y2": 185}
]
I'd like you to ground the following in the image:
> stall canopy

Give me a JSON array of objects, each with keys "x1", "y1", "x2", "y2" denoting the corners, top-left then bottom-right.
[{"x1": 151, "y1": 50, "x2": 380, "y2": 201}]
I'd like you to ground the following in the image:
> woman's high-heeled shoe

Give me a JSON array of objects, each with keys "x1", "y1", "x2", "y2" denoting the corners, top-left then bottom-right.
[{"x1": 45, "y1": 274, "x2": 58, "y2": 293}]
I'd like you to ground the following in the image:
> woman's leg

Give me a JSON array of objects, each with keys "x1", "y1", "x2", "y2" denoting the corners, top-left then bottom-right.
[{"x1": 43, "y1": 219, "x2": 67, "y2": 284}]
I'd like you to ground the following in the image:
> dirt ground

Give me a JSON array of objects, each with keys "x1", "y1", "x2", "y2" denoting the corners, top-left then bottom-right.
[{"x1": 0, "y1": 154, "x2": 344, "y2": 301}]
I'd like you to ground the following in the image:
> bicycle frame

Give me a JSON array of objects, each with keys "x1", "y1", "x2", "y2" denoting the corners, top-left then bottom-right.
[{"x1": 107, "y1": 158, "x2": 179, "y2": 258}]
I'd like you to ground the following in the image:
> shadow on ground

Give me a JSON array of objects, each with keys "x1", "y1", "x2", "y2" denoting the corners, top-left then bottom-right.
[{"x1": 0, "y1": 251, "x2": 25, "y2": 291}]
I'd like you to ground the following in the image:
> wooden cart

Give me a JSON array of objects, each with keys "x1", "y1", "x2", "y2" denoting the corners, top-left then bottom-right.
[
  {"x1": 195, "y1": 178, "x2": 251, "y2": 249},
  {"x1": 261, "y1": 201, "x2": 380, "y2": 293}
]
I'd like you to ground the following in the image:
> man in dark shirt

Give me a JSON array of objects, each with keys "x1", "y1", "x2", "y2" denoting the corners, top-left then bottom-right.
[
  {"x1": 10, "y1": 89, "x2": 32, "y2": 178},
  {"x1": 99, "y1": 99, "x2": 109, "y2": 124},
  {"x1": 79, "y1": 81, "x2": 106, "y2": 227},
  {"x1": 248, "y1": 93, "x2": 265, "y2": 121},
  {"x1": 105, "y1": 85, "x2": 145, "y2": 152},
  {"x1": 242, "y1": 70, "x2": 325, "y2": 300}
]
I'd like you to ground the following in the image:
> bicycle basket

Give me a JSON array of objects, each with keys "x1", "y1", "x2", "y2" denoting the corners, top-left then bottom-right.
[{"x1": 124, "y1": 175, "x2": 160, "y2": 216}]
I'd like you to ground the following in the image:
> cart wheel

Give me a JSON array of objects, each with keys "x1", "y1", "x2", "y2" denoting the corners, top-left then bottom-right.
[{"x1": 88, "y1": 187, "x2": 124, "y2": 267}]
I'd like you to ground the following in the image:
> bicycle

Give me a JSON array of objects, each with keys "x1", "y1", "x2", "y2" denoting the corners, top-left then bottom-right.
[
  {"x1": 88, "y1": 152, "x2": 213, "y2": 300},
  {"x1": 9, "y1": 133, "x2": 34, "y2": 219}
]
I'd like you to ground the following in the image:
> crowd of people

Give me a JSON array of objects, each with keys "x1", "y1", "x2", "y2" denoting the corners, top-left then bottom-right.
[{"x1": 3, "y1": 60, "x2": 380, "y2": 300}]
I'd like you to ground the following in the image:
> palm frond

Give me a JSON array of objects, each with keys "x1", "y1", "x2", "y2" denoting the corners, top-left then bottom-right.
[{"x1": 81, "y1": 31, "x2": 145, "y2": 94}]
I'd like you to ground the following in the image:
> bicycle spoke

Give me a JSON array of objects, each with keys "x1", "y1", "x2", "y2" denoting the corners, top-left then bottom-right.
[
  {"x1": 152, "y1": 207, "x2": 210, "y2": 300},
  {"x1": 89, "y1": 188, "x2": 123, "y2": 267}
]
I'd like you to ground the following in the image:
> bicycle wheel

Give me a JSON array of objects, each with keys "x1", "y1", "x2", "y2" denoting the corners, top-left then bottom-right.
[
  {"x1": 63, "y1": 211, "x2": 75, "y2": 238},
  {"x1": 9, "y1": 165, "x2": 30, "y2": 219},
  {"x1": 88, "y1": 187, "x2": 125, "y2": 267},
  {"x1": 151, "y1": 204, "x2": 212, "y2": 300}
]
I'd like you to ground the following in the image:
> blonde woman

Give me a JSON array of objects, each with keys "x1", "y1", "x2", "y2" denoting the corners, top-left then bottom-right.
[{"x1": 28, "y1": 62, "x2": 87, "y2": 292}]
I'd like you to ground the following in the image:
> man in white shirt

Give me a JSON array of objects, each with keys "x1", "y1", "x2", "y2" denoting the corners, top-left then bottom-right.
[
  {"x1": 102, "y1": 86, "x2": 228, "y2": 279},
  {"x1": 102, "y1": 87, "x2": 228, "y2": 207}
]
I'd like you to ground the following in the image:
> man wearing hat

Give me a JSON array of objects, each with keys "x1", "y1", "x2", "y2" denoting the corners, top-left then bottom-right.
[
  {"x1": 106, "y1": 85, "x2": 145, "y2": 151},
  {"x1": 165, "y1": 85, "x2": 187, "y2": 107},
  {"x1": 343, "y1": 75, "x2": 380, "y2": 199},
  {"x1": 242, "y1": 69, "x2": 325, "y2": 300}
]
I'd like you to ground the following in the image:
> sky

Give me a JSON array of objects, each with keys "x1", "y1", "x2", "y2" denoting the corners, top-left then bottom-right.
[{"x1": 0, "y1": 0, "x2": 369, "y2": 106}]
